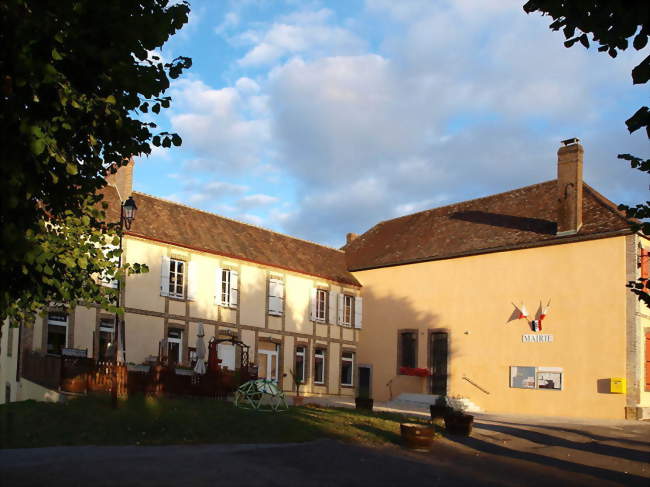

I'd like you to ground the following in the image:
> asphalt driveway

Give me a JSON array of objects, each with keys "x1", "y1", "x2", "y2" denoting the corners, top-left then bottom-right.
[{"x1": 1, "y1": 415, "x2": 648, "y2": 486}]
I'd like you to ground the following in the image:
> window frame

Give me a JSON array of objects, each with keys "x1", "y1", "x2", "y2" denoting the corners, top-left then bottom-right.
[
  {"x1": 221, "y1": 268, "x2": 232, "y2": 307},
  {"x1": 47, "y1": 312, "x2": 69, "y2": 356},
  {"x1": 167, "y1": 327, "x2": 183, "y2": 364},
  {"x1": 295, "y1": 345, "x2": 306, "y2": 384},
  {"x1": 314, "y1": 347, "x2": 326, "y2": 385},
  {"x1": 397, "y1": 329, "x2": 418, "y2": 373},
  {"x1": 168, "y1": 258, "x2": 185, "y2": 299},
  {"x1": 341, "y1": 351, "x2": 354, "y2": 387},
  {"x1": 98, "y1": 318, "x2": 115, "y2": 361},
  {"x1": 342, "y1": 295, "x2": 354, "y2": 327},
  {"x1": 315, "y1": 289, "x2": 327, "y2": 322}
]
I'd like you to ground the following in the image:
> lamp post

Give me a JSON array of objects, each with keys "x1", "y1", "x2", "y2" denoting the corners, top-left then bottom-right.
[{"x1": 111, "y1": 196, "x2": 137, "y2": 409}]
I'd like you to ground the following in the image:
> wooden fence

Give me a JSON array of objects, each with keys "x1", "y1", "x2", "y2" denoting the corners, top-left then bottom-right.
[{"x1": 21, "y1": 353, "x2": 255, "y2": 399}]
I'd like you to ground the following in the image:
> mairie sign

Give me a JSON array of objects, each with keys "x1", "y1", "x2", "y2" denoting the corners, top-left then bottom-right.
[{"x1": 522, "y1": 334, "x2": 553, "y2": 343}]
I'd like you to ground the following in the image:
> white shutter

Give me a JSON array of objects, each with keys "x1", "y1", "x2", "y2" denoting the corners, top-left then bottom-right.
[
  {"x1": 214, "y1": 267, "x2": 222, "y2": 305},
  {"x1": 328, "y1": 290, "x2": 337, "y2": 325},
  {"x1": 160, "y1": 256, "x2": 170, "y2": 297},
  {"x1": 354, "y1": 296, "x2": 363, "y2": 329},
  {"x1": 230, "y1": 270, "x2": 239, "y2": 307},
  {"x1": 187, "y1": 261, "x2": 197, "y2": 301},
  {"x1": 337, "y1": 294, "x2": 344, "y2": 325},
  {"x1": 310, "y1": 288, "x2": 317, "y2": 321},
  {"x1": 268, "y1": 279, "x2": 284, "y2": 316}
]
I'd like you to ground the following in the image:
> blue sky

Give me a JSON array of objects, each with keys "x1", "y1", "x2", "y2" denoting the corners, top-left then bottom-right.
[{"x1": 135, "y1": 0, "x2": 649, "y2": 247}]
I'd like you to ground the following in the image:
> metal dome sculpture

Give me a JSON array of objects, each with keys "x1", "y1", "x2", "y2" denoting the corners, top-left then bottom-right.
[{"x1": 234, "y1": 379, "x2": 288, "y2": 412}]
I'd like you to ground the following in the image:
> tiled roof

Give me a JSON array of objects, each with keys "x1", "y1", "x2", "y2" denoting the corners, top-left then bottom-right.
[
  {"x1": 345, "y1": 181, "x2": 632, "y2": 271},
  {"x1": 103, "y1": 187, "x2": 360, "y2": 286}
]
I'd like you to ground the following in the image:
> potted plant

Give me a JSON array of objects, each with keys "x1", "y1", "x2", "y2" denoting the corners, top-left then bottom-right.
[
  {"x1": 289, "y1": 369, "x2": 304, "y2": 406},
  {"x1": 443, "y1": 399, "x2": 474, "y2": 436},
  {"x1": 429, "y1": 395, "x2": 450, "y2": 420},
  {"x1": 355, "y1": 385, "x2": 374, "y2": 411}
]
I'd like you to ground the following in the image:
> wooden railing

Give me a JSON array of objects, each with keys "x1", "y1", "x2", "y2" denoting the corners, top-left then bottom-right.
[{"x1": 21, "y1": 353, "x2": 254, "y2": 399}]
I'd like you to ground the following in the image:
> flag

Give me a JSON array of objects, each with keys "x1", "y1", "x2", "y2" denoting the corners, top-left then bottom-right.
[
  {"x1": 540, "y1": 300, "x2": 551, "y2": 321},
  {"x1": 518, "y1": 303, "x2": 528, "y2": 320}
]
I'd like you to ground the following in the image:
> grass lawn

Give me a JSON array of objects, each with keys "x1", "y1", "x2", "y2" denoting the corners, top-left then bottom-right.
[{"x1": 0, "y1": 395, "x2": 434, "y2": 449}]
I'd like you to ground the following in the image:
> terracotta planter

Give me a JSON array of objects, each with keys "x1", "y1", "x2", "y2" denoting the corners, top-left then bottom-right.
[
  {"x1": 400, "y1": 423, "x2": 435, "y2": 451},
  {"x1": 293, "y1": 395, "x2": 305, "y2": 406},
  {"x1": 355, "y1": 397, "x2": 374, "y2": 411},
  {"x1": 444, "y1": 414, "x2": 474, "y2": 436},
  {"x1": 60, "y1": 375, "x2": 87, "y2": 394}
]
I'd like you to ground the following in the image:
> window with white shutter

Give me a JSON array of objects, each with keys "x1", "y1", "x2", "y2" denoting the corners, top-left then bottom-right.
[
  {"x1": 313, "y1": 289, "x2": 327, "y2": 322},
  {"x1": 328, "y1": 290, "x2": 338, "y2": 325},
  {"x1": 354, "y1": 296, "x2": 363, "y2": 329},
  {"x1": 160, "y1": 256, "x2": 171, "y2": 297},
  {"x1": 101, "y1": 240, "x2": 120, "y2": 289},
  {"x1": 220, "y1": 269, "x2": 239, "y2": 308},
  {"x1": 168, "y1": 258, "x2": 185, "y2": 298},
  {"x1": 268, "y1": 278, "x2": 284, "y2": 316}
]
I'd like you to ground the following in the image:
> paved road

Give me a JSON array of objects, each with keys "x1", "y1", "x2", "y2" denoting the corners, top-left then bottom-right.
[{"x1": 1, "y1": 417, "x2": 649, "y2": 486}]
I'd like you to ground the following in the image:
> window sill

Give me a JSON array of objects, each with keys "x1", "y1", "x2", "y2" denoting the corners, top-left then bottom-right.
[
  {"x1": 268, "y1": 312, "x2": 283, "y2": 317},
  {"x1": 167, "y1": 296, "x2": 186, "y2": 302},
  {"x1": 341, "y1": 384, "x2": 354, "y2": 389}
]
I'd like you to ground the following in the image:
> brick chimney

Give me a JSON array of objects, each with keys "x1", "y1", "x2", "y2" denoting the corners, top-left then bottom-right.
[
  {"x1": 556, "y1": 138, "x2": 583, "y2": 236},
  {"x1": 105, "y1": 157, "x2": 134, "y2": 201},
  {"x1": 346, "y1": 233, "x2": 359, "y2": 245}
]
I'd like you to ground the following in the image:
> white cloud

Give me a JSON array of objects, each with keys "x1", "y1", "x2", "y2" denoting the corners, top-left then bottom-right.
[
  {"x1": 236, "y1": 8, "x2": 366, "y2": 67},
  {"x1": 237, "y1": 193, "x2": 279, "y2": 210}
]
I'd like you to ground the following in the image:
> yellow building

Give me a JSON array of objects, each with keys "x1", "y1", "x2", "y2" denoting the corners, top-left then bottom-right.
[
  {"x1": 345, "y1": 139, "x2": 649, "y2": 419},
  {"x1": 1, "y1": 160, "x2": 362, "y2": 402},
  {"x1": 1, "y1": 139, "x2": 648, "y2": 420}
]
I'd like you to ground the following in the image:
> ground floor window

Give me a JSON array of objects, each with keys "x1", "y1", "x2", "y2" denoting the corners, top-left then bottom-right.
[
  {"x1": 398, "y1": 331, "x2": 417, "y2": 369},
  {"x1": 314, "y1": 348, "x2": 326, "y2": 385},
  {"x1": 47, "y1": 312, "x2": 68, "y2": 355},
  {"x1": 295, "y1": 346, "x2": 306, "y2": 383},
  {"x1": 98, "y1": 318, "x2": 115, "y2": 361},
  {"x1": 341, "y1": 351, "x2": 354, "y2": 386},
  {"x1": 167, "y1": 328, "x2": 183, "y2": 365}
]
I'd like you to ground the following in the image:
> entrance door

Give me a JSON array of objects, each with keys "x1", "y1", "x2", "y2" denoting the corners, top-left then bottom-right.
[
  {"x1": 257, "y1": 348, "x2": 278, "y2": 381},
  {"x1": 429, "y1": 332, "x2": 448, "y2": 395}
]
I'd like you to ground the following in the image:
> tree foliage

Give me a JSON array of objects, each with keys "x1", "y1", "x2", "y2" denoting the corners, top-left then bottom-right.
[
  {"x1": 0, "y1": 0, "x2": 191, "y2": 323},
  {"x1": 524, "y1": 0, "x2": 649, "y2": 302}
]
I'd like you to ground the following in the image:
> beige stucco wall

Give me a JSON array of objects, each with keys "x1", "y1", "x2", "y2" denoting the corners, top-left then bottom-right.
[{"x1": 354, "y1": 236, "x2": 630, "y2": 419}]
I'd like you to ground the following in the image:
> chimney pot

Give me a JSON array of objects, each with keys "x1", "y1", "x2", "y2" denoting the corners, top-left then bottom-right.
[
  {"x1": 105, "y1": 157, "x2": 134, "y2": 201},
  {"x1": 346, "y1": 233, "x2": 359, "y2": 245},
  {"x1": 556, "y1": 139, "x2": 583, "y2": 236}
]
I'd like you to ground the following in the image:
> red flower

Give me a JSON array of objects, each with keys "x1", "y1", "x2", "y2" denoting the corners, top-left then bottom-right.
[{"x1": 399, "y1": 367, "x2": 430, "y2": 377}]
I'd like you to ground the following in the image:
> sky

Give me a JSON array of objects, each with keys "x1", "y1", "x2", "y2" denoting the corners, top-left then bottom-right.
[{"x1": 135, "y1": 0, "x2": 649, "y2": 247}]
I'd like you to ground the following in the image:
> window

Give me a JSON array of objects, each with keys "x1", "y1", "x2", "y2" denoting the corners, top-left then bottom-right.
[
  {"x1": 399, "y1": 331, "x2": 417, "y2": 369},
  {"x1": 219, "y1": 268, "x2": 239, "y2": 308},
  {"x1": 315, "y1": 289, "x2": 327, "y2": 322},
  {"x1": 295, "y1": 346, "x2": 306, "y2": 383},
  {"x1": 167, "y1": 328, "x2": 183, "y2": 365},
  {"x1": 314, "y1": 348, "x2": 326, "y2": 384},
  {"x1": 268, "y1": 278, "x2": 284, "y2": 316},
  {"x1": 98, "y1": 318, "x2": 115, "y2": 361},
  {"x1": 47, "y1": 312, "x2": 68, "y2": 355},
  {"x1": 169, "y1": 258, "x2": 185, "y2": 298},
  {"x1": 341, "y1": 351, "x2": 354, "y2": 386},
  {"x1": 342, "y1": 295, "x2": 354, "y2": 327}
]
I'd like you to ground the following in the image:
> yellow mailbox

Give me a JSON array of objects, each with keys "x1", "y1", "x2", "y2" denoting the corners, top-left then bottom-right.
[{"x1": 610, "y1": 377, "x2": 626, "y2": 394}]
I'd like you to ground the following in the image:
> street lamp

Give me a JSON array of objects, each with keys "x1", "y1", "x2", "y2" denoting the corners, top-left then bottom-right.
[{"x1": 111, "y1": 196, "x2": 138, "y2": 408}]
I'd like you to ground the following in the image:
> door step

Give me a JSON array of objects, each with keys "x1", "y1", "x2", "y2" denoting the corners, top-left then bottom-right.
[{"x1": 389, "y1": 393, "x2": 482, "y2": 413}]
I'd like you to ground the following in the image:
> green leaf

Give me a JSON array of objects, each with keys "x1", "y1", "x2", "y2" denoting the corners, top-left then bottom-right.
[
  {"x1": 105, "y1": 95, "x2": 117, "y2": 105},
  {"x1": 30, "y1": 138, "x2": 46, "y2": 155},
  {"x1": 171, "y1": 134, "x2": 182, "y2": 146},
  {"x1": 52, "y1": 48, "x2": 63, "y2": 61},
  {"x1": 66, "y1": 163, "x2": 78, "y2": 175}
]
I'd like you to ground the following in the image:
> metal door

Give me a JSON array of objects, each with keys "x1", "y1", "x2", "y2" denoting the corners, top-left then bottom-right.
[{"x1": 429, "y1": 332, "x2": 448, "y2": 395}]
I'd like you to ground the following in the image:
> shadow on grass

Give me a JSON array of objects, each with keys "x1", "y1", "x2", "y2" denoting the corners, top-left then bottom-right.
[{"x1": 0, "y1": 396, "x2": 431, "y2": 449}]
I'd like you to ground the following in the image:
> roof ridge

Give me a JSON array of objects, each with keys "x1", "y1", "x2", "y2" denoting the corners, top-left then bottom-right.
[
  {"x1": 131, "y1": 191, "x2": 345, "y2": 253},
  {"x1": 373, "y1": 179, "x2": 557, "y2": 228}
]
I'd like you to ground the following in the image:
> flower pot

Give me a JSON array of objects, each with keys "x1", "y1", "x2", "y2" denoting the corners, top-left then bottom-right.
[
  {"x1": 444, "y1": 414, "x2": 474, "y2": 436},
  {"x1": 400, "y1": 423, "x2": 435, "y2": 451},
  {"x1": 429, "y1": 404, "x2": 449, "y2": 420},
  {"x1": 293, "y1": 395, "x2": 304, "y2": 406},
  {"x1": 355, "y1": 397, "x2": 374, "y2": 411}
]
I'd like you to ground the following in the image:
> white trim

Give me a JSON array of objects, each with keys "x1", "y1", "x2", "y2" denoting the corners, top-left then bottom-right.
[
  {"x1": 295, "y1": 345, "x2": 306, "y2": 383},
  {"x1": 314, "y1": 347, "x2": 326, "y2": 385},
  {"x1": 341, "y1": 351, "x2": 354, "y2": 386}
]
